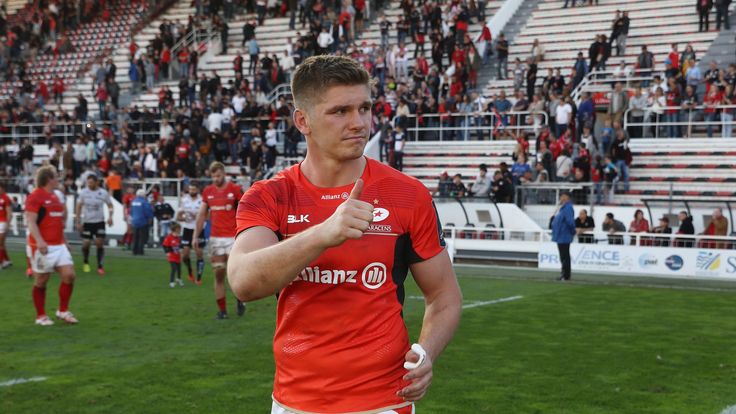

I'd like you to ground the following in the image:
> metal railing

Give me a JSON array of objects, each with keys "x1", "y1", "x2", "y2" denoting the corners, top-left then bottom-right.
[
  {"x1": 393, "y1": 111, "x2": 548, "y2": 141},
  {"x1": 265, "y1": 84, "x2": 292, "y2": 104},
  {"x1": 0, "y1": 115, "x2": 291, "y2": 146},
  {"x1": 623, "y1": 104, "x2": 736, "y2": 138},
  {"x1": 571, "y1": 68, "x2": 660, "y2": 103}
]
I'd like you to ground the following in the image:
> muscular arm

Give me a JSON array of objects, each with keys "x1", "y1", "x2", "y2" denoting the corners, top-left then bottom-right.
[
  {"x1": 26, "y1": 211, "x2": 47, "y2": 252},
  {"x1": 410, "y1": 251, "x2": 462, "y2": 363},
  {"x1": 227, "y1": 226, "x2": 329, "y2": 301},
  {"x1": 398, "y1": 250, "x2": 462, "y2": 401},
  {"x1": 228, "y1": 179, "x2": 374, "y2": 302},
  {"x1": 193, "y1": 201, "x2": 209, "y2": 243}
]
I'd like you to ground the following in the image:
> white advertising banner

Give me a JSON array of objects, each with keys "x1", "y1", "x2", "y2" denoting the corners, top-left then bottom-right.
[{"x1": 538, "y1": 243, "x2": 736, "y2": 280}]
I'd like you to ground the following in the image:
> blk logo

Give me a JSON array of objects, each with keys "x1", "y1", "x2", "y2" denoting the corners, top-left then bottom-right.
[{"x1": 287, "y1": 214, "x2": 310, "y2": 224}]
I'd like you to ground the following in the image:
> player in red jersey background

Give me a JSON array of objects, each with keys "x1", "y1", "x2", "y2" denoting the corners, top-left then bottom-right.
[
  {"x1": 0, "y1": 182, "x2": 14, "y2": 269},
  {"x1": 25, "y1": 166, "x2": 78, "y2": 326},
  {"x1": 228, "y1": 56, "x2": 462, "y2": 414},
  {"x1": 194, "y1": 161, "x2": 245, "y2": 319}
]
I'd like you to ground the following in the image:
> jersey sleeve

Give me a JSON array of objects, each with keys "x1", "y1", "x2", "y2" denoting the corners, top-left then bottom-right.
[
  {"x1": 408, "y1": 185, "x2": 445, "y2": 263},
  {"x1": 25, "y1": 192, "x2": 41, "y2": 214},
  {"x1": 235, "y1": 181, "x2": 280, "y2": 236}
]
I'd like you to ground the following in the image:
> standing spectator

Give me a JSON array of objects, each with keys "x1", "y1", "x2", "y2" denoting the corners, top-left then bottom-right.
[
  {"x1": 153, "y1": 193, "x2": 175, "y2": 239},
  {"x1": 555, "y1": 150, "x2": 573, "y2": 181},
  {"x1": 716, "y1": 0, "x2": 731, "y2": 30},
  {"x1": 392, "y1": 125, "x2": 405, "y2": 171},
  {"x1": 610, "y1": 130, "x2": 630, "y2": 192},
  {"x1": 703, "y1": 85, "x2": 723, "y2": 138},
  {"x1": 220, "y1": 18, "x2": 229, "y2": 54},
  {"x1": 698, "y1": 0, "x2": 713, "y2": 32},
  {"x1": 551, "y1": 191, "x2": 576, "y2": 281},
  {"x1": 575, "y1": 209, "x2": 595, "y2": 244},
  {"x1": 636, "y1": 45, "x2": 654, "y2": 87},
  {"x1": 628, "y1": 209, "x2": 650, "y2": 245},
  {"x1": 628, "y1": 87, "x2": 647, "y2": 138},
  {"x1": 130, "y1": 189, "x2": 153, "y2": 256},
  {"x1": 722, "y1": 84, "x2": 735, "y2": 138},
  {"x1": 555, "y1": 96, "x2": 572, "y2": 138},
  {"x1": 603, "y1": 212, "x2": 626, "y2": 245},
  {"x1": 496, "y1": 33, "x2": 509, "y2": 80},
  {"x1": 611, "y1": 11, "x2": 630, "y2": 56},
  {"x1": 248, "y1": 38, "x2": 260, "y2": 75},
  {"x1": 53, "y1": 76, "x2": 65, "y2": 104},
  {"x1": 608, "y1": 82, "x2": 629, "y2": 125}
]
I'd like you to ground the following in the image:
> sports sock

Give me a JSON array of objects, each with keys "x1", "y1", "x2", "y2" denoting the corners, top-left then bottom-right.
[
  {"x1": 97, "y1": 247, "x2": 104, "y2": 269},
  {"x1": 82, "y1": 245, "x2": 90, "y2": 264},
  {"x1": 183, "y1": 256, "x2": 192, "y2": 275},
  {"x1": 170, "y1": 262, "x2": 177, "y2": 283},
  {"x1": 25, "y1": 255, "x2": 31, "y2": 270},
  {"x1": 196, "y1": 259, "x2": 204, "y2": 281},
  {"x1": 217, "y1": 297, "x2": 226, "y2": 312},
  {"x1": 0, "y1": 247, "x2": 7, "y2": 261},
  {"x1": 59, "y1": 282, "x2": 74, "y2": 312},
  {"x1": 32, "y1": 286, "x2": 46, "y2": 317}
]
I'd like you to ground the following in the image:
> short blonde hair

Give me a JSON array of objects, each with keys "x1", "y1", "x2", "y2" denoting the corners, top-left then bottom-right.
[
  {"x1": 209, "y1": 161, "x2": 225, "y2": 174},
  {"x1": 35, "y1": 166, "x2": 58, "y2": 188}
]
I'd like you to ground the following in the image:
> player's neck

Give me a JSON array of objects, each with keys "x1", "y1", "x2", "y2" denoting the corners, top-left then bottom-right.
[{"x1": 300, "y1": 155, "x2": 366, "y2": 188}]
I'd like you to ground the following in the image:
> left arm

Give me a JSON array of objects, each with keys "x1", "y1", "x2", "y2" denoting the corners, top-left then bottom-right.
[{"x1": 398, "y1": 250, "x2": 463, "y2": 402}]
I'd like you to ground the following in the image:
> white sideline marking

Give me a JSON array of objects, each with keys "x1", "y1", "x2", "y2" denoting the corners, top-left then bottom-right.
[
  {"x1": 719, "y1": 405, "x2": 736, "y2": 414},
  {"x1": 409, "y1": 295, "x2": 524, "y2": 309},
  {"x1": 462, "y1": 295, "x2": 524, "y2": 309},
  {"x1": 0, "y1": 377, "x2": 47, "y2": 387}
]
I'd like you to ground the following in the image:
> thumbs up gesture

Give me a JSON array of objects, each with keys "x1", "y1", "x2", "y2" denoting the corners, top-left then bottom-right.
[{"x1": 317, "y1": 179, "x2": 375, "y2": 248}]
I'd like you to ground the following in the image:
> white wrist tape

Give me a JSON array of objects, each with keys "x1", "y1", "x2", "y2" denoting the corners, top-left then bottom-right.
[{"x1": 403, "y1": 343, "x2": 427, "y2": 370}]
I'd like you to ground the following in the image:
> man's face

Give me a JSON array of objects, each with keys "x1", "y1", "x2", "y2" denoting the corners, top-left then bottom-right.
[
  {"x1": 713, "y1": 209, "x2": 722, "y2": 219},
  {"x1": 189, "y1": 185, "x2": 199, "y2": 197},
  {"x1": 212, "y1": 169, "x2": 226, "y2": 187},
  {"x1": 295, "y1": 84, "x2": 372, "y2": 163},
  {"x1": 87, "y1": 178, "x2": 98, "y2": 190}
]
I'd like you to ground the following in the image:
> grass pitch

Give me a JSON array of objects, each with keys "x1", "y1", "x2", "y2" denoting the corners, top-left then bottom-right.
[{"x1": 1, "y1": 246, "x2": 735, "y2": 414}]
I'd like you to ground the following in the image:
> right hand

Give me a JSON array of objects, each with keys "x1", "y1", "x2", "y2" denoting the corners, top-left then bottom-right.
[
  {"x1": 37, "y1": 240, "x2": 48, "y2": 255},
  {"x1": 317, "y1": 179, "x2": 374, "y2": 248}
]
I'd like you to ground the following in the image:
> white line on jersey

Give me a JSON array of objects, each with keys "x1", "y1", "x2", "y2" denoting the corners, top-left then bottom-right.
[{"x1": 0, "y1": 377, "x2": 48, "y2": 387}]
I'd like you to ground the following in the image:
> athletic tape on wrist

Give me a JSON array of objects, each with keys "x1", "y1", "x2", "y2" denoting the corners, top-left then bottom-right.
[{"x1": 403, "y1": 343, "x2": 427, "y2": 370}]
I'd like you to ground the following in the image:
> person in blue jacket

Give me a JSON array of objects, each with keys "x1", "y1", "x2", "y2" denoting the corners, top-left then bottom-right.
[
  {"x1": 130, "y1": 189, "x2": 153, "y2": 256},
  {"x1": 552, "y1": 191, "x2": 576, "y2": 281}
]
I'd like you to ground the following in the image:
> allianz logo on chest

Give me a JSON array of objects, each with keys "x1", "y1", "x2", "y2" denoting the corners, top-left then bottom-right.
[{"x1": 294, "y1": 262, "x2": 388, "y2": 289}]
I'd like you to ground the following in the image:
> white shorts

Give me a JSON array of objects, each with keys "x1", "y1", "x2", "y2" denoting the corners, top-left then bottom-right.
[
  {"x1": 271, "y1": 401, "x2": 415, "y2": 414},
  {"x1": 26, "y1": 244, "x2": 73, "y2": 274},
  {"x1": 0, "y1": 221, "x2": 6, "y2": 234},
  {"x1": 209, "y1": 237, "x2": 234, "y2": 257}
]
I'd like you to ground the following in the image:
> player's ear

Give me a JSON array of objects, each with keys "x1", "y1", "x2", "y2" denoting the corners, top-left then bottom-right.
[{"x1": 293, "y1": 107, "x2": 311, "y2": 136}]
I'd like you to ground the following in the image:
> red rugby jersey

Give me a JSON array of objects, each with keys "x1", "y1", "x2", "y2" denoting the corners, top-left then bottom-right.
[
  {"x1": 203, "y1": 182, "x2": 242, "y2": 238},
  {"x1": 0, "y1": 193, "x2": 12, "y2": 222},
  {"x1": 235, "y1": 157, "x2": 445, "y2": 413},
  {"x1": 25, "y1": 188, "x2": 65, "y2": 247}
]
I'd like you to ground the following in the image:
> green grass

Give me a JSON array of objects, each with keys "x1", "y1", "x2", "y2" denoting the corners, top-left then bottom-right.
[{"x1": 1, "y1": 247, "x2": 736, "y2": 413}]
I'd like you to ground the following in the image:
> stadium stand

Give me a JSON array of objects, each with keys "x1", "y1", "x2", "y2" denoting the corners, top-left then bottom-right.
[{"x1": 482, "y1": 0, "x2": 721, "y2": 98}]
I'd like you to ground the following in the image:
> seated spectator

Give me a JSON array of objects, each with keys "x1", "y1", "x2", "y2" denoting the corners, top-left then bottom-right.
[
  {"x1": 436, "y1": 171, "x2": 452, "y2": 197},
  {"x1": 675, "y1": 211, "x2": 695, "y2": 247},
  {"x1": 602, "y1": 212, "x2": 626, "y2": 245},
  {"x1": 491, "y1": 170, "x2": 513, "y2": 203},
  {"x1": 629, "y1": 209, "x2": 650, "y2": 245},
  {"x1": 700, "y1": 207, "x2": 729, "y2": 249},
  {"x1": 575, "y1": 209, "x2": 595, "y2": 244},
  {"x1": 650, "y1": 216, "x2": 673, "y2": 247},
  {"x1": 448, "y1": 174, "x2": 467, "y2": 198},
  {"x1": 469, "y1": 164, "x2": 492, "y2": 198}
]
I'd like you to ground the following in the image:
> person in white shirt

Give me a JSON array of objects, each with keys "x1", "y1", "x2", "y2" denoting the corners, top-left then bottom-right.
[
  {"x1": 470, "y1": 164, "x2": 492, "y2": 198},
  {"x1": 232, "y1": 92, "x2": 246, "y2": 115},
  {"x1": 556, "y1": 150, "x2": 573, "y2": 181},
  {"x1": 317, "y1": 27, "x2": 333, "y2": 54},
  {"x1": 160, "y1": 119, "x2": 174, "y2": 141},
  {"x1": 222, "y1": 104, "x2": 235, "y2": 126},
  {"x1": 612, "y1": 60, "x2": 633, "y2": 79},
  {"x1": 555, "y1": 98, "x2": 573, "y2": 138},
  {"x1": 206, "y1": 109, "x2": 224, "y2": 133}
]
